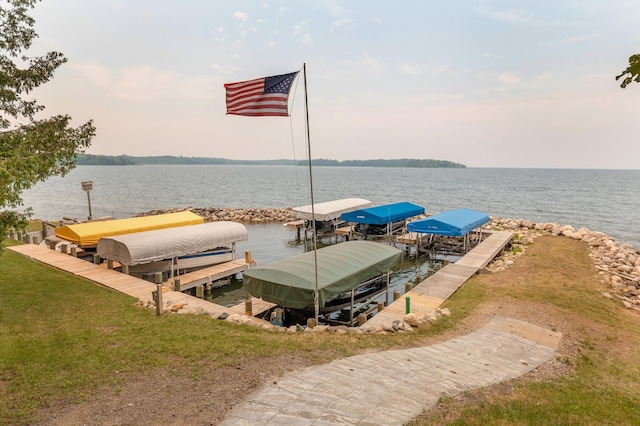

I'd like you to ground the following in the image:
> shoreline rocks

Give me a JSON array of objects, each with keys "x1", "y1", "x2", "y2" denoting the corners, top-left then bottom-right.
[
  {"x1": 103, "y1": 206, "x2": 640, "y2": 317},
  {"x1": 483, "y1": 216, "x2": 640, "y2": 313},
  {"x1": 136, "y1": 206, "x2": 298, "y2": 224}
]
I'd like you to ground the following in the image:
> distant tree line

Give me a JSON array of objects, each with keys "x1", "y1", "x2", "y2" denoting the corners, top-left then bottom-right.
[
  {"x1": 76, "y1": 154, "x2": 466, "y2": 168},
  {"x1": 301, "y1": 158, "x2": 466, "y2": 168},
  {"x1": 77, "y1": 154, "x2": 135, "y2": 165}
]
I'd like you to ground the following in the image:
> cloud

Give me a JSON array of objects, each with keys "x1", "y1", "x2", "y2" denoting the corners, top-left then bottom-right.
[
  {"x1": 330, "y1": 18, "x2": 353, "y2": 31},
  {"x1": 233, "y1": 11, "x2": 248, "y2": 21},
  {"x1": 211, "y1": 64, "x2": 239, "y2": 75},
  {"x1": 68, "y1": 62, "x2": 113, "y2": 87},
  {"x1": 339, "y1": 53, "x2": 386, "y2": 74},
  {"x1": 67, "y1": 63, "x2": 222, "y2": 102},
  {"x1": 498, "y1": 73, "x2": 521, "y2": 85},
  {"x1": 292, "y1": 21, "x2": 307, "y2": 35},
  {"x1": 556, "y1": 33, "x2": 600, "y2": 45},
  {"x1": 399, "y1": 62, "x2": 449, "y2": 76},
  {"x1": 478, "y1": 6, "x2": 533, "y2": 25}
]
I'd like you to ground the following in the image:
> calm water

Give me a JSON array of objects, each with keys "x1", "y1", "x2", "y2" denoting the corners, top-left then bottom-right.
[{"x1": 21, "y1": 165, "x2": 640, "y2": 261}]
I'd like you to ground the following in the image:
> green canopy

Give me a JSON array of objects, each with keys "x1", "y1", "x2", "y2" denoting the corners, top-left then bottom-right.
[{"x1": 243, "y1": 241, "x2": 402, "y2": 310}]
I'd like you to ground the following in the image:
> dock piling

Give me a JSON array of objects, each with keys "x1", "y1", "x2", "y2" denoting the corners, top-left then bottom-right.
[
  {"x1": 244, "y1": 293, "x2": 252, "y2": 316},
  {"x1": 154, "y1": 273, "x2": 163, "y2": 316}
]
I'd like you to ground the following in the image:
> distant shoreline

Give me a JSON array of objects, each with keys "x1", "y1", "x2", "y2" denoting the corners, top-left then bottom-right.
[{"x1": 76, "y1": 154, "x2": 466, "y2": 168}]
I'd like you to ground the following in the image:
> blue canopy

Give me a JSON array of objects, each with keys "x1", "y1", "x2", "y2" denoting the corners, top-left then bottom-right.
[
  {"x1": 407, "y1": 208, "x2": 489, "y2": 236},
  {"x1": 340, "y1": 202, "x2": 425, "y2": 225}
]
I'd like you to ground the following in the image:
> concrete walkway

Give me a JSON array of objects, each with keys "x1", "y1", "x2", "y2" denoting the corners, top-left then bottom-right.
[{"x1": 221, "y1": 316, "x2": 561, "y2": 425}]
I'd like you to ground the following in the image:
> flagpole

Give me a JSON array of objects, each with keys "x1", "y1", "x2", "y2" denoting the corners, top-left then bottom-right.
[{"x1": 302, "y1": 63, "x2": 319, "y2": 323}]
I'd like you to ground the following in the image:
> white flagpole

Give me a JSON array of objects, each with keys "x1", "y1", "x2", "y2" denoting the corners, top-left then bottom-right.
[{"x1": 303, "y1": 63, "x2": 319, "y2": 323}]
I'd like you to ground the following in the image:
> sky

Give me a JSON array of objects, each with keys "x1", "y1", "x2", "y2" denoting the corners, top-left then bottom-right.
[{"x1": 25, "y1": 0, "x2": 640, "y2": 169}]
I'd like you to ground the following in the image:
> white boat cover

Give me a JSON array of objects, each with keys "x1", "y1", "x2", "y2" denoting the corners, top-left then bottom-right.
[
  {"x1": 292, "y1": 198, "x2": 372, "y2": 221},
  {"x1": 96, "y1": 221, "x2": 248, "y2": 265}
]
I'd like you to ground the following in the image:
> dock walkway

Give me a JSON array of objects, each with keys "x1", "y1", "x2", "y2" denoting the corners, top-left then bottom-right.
[
  {"x1": 163, "y1": 259, "x2": 250, "y2": 291},
  {"x1": 7, "y1": 244, "x2": 274, "y2": 326},
  {"x1": 365, "y1": 230, "x2": 513, "y2": 327}
]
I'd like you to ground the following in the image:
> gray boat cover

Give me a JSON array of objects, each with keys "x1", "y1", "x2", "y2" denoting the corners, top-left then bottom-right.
[
  {"x1": 96, "y1": 221, "x2": 247, "y2": 265},
  {"x1": 292, "y1": 198, "x2": 372, "y2": 221},
  {"x1": 243, "y1": 240, "x2": 402, "y2": 310}
]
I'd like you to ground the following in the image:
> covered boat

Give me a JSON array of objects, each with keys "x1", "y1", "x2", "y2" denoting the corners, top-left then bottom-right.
[
  {"x1": 340, "y1": 201, "x2": 425, "y2": 239},
  {"x1": 243, "y1": 240, "x2": 402, "y2": 312},
  {"x1": 292, "y1": 198, "x2": 372, "y2": 236},
  {"x1": 407, "y1": 208, "x2": 489, "y2": 236},
  {"x1": 96, "y1": 221, "x2": 248, "y2": 278},
  {"x1": 55, "y1": 211, "x2": 204, "y2": 247},
  {"x1": 407, "y1": 208, "x2": 489, "y2": 252}
]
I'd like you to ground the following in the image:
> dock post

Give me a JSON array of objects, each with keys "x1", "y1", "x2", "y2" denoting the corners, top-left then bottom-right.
[
  {"x1": 393, "y1": 290, "x2": 400, "y2": 301},
  {"x1": 205, "y1": 277, "x2": 212, "y2": 297},
  {"x1": 107, "y1": 259, "x2": 113, "y2": 270},
  {"x1": 405, "y1": 296, "x2": 411, "y2": 314},
  {"x1": 93, "y1": 254, "x2": 101, "y2": 264},
  {"x1": 377, "y1": 301, "x2": 385, "y2": 313},
  {"x1": 245, "y1": 250, "x2": 252, "y2": 264},
  {"x1": 60, "y1": 243, "x2": 67, "y2": 254},
  {"x1": 244, "y1": 293, "x2": 252, "y2": 316},
  {"x1": 70, "y1": 246, "x2": 77, "y2": 258},
  {"x1": 154, "y1": 273, "x2": 163, "y2": 316},
  {"x1": 405, "y1": 282, "x2": 412, "y2": 292},
  {"x1": 9, "y1": 229, "x2": 16, "y2": 240},
  {"x1": 173, "y1": 278, "x2": 181, "y2": 291},
  {"x1": 122, "y1": 264, "x2": 129, "y2": 275},
  {"x1": 196, "y1": 284, "x2": 204, "y2": 299},
  {"x1": 357, "y1": 313, "x2": 367, "y2": 327}
]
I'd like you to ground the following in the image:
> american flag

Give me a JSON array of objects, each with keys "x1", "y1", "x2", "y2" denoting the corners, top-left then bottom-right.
[{"x1": 224, "y1": 71, "x2": 299, "y2": 117}]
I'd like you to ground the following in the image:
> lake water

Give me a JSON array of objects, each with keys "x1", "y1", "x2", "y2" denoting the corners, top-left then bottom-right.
[
  {"x1": 19, "y1": 165, "x2": 639, "y2": 312},
  {"x1": 21, "y1": 165, "x2": 640, "y2": 254}
]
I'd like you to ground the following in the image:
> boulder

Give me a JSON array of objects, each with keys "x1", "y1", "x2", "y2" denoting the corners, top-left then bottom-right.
[{"x1": 403, "y1": 313, "x2": 419, "y2": 328}]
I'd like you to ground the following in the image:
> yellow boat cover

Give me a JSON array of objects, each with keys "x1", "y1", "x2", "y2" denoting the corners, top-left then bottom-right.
[{"x1": 54, "y1": 211, "x2": 204, "y2": 247}]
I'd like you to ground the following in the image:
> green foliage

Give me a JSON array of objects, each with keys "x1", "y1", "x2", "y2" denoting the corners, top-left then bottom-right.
[
  {"x1": 77, "y1": 154, "x2": 135, "y2": 165},
  {"x1": 615, "y1": 54, "x2": 640, "y2": 88},
  {"x1": 0, "y1": 0, "x2": 95, "y2": 253},
  {"x1": 299, "y1": 158, "x2": 466, "y2": 168},
  {"x1": 74, "y1": 155, "x2": 467, "y2": 168}
]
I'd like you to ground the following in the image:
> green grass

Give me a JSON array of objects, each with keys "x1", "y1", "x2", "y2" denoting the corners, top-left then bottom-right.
[
  {"x1": 409, "y1": 235, "x2": 640, "y2": 425},
  {"x1": 3, "y1": 235, "x2": 640, "y2": 425},
  {"x1": 0, "y1": 242, "x2": 456, "y2": 425}
]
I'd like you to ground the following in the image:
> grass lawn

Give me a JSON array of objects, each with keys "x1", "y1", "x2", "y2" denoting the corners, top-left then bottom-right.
[
  {"x1": 1, "y1": 235, "x2": 639, "y2": 425},
  {"x1": 410, "y1": 234, "x2": 640, "y2": 425},
  {"x1": 0, "y1": 238, "x2": 450, "y2": 425}
]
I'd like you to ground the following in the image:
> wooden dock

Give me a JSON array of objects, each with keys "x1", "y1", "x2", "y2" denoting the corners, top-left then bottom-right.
[
  {"x1": 163, "y1": 259, "x2": 251, "y2": 291},
  {"x1": 365, "y1": 230, "x2": 512, "y2": 327},
  {"x1": 8, "y1": 244, "x2": 274, "y2": 325}
]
